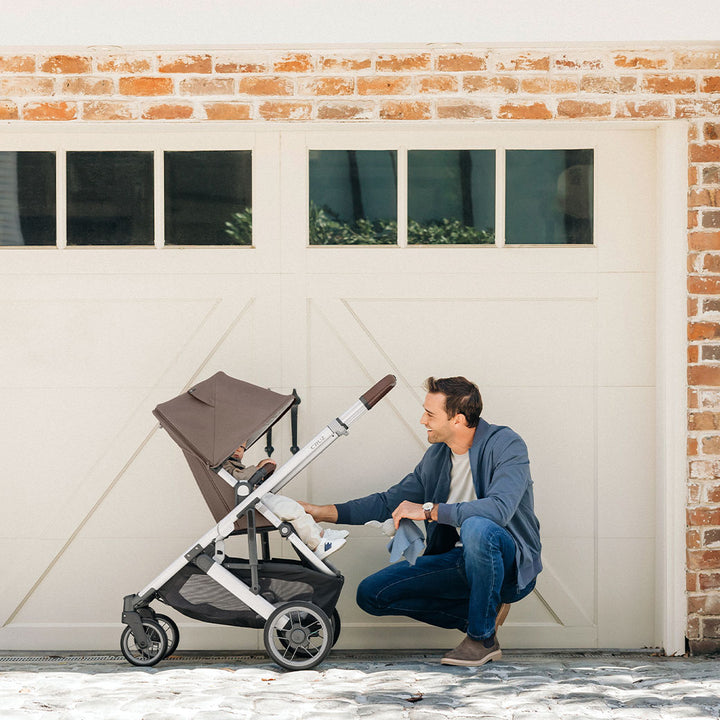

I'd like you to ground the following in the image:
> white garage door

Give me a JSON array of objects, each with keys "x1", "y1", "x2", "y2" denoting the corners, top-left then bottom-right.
[{"x1": 0, "y1": 124, "x2": 657, "y2": 651}]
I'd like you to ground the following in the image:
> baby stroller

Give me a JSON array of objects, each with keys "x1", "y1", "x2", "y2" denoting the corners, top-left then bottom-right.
[{"x1": 120, "y1": 371, "x2": 396, "y2": 670}]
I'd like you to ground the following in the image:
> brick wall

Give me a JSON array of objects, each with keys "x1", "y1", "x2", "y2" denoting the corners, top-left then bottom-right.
[{"x1": 1, "y1": 43, "x2": 720, "y2": 653}]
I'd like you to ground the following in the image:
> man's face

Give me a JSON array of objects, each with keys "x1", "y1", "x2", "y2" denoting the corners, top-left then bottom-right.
[{"x1": 421, "y1": 392, "x2": 455, "y2": 445}]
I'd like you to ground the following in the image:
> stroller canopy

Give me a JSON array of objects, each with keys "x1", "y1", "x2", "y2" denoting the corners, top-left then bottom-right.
[{"x1": 153, "y1": 372, "x2": 296, "y2": 468}]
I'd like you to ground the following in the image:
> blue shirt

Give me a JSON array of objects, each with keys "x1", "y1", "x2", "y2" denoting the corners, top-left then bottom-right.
[{"x1": 335, "y1": 418, "x2": 542, "y2": 591}]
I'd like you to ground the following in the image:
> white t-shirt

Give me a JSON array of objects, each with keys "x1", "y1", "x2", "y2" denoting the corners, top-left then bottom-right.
[
  {"x1": 447, "y1": 451, "x2": 475, "y2": 504},
  {"x1": 447, "y1": 451, "x2": 475, "y2": 539}
]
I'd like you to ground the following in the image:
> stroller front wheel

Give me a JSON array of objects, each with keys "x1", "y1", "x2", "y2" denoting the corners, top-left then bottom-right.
[
  {"x1": 263, "y1": 601, "x2": 332, "y2": 671},
  {"x1": 120, "y1": 618, "x2": 168, "y2": 667}
]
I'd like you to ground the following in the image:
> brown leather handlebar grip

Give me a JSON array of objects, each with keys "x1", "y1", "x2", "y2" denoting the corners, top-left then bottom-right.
[{"x1": 360, "y1": 374, "x2": 397, "y2": 409}]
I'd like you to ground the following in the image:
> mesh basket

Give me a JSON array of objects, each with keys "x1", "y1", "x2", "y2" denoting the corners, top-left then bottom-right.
[{"x1": 157, "y1": 559, "x2": 343, "y2": 628}]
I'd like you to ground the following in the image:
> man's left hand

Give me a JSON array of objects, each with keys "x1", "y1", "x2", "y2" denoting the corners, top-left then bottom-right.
[{"x1": 391, "y1": 501, "x2": 426, "y2": 529}]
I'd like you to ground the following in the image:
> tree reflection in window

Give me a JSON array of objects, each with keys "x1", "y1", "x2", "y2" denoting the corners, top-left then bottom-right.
[
  {"x1": 309, "y1": 150, "x2": 397, "y2": 245},
  {"x1": 408, "y1": 150, "x2": 495, "y2": 245}
]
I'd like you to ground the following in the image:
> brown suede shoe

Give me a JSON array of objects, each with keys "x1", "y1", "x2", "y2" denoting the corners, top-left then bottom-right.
[
  {"x1": 495, "y1": 603, "x2": 511, "y2": 631},
  {"x1": 441, "y1": 635, "x2": 502, "y2": 667}
]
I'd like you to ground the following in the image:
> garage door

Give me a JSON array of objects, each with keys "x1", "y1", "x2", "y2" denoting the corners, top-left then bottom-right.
[{"x1": 0, "y1": 124, "x2": 657, "y2": 651}]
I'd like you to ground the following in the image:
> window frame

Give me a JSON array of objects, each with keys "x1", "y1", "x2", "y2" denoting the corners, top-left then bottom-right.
[
  {"x1": 1, "y1": 125, "x2": 598, "y2": 250},
  {"x1": 0, "y1": 127, "x2": 257, "y2": 249},
  {"x1": 305, "y1": 138, "x2": 596, "y2": 248}
]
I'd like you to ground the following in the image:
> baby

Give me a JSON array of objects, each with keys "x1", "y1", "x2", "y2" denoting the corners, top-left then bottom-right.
[{"x1": 221, "y1": 447, "x2": 347, "y2": 560}]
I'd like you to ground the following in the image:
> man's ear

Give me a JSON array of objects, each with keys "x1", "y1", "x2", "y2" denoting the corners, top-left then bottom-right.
[{"x1": 453, "y1": 413, "x2": 469, "y2": 427}]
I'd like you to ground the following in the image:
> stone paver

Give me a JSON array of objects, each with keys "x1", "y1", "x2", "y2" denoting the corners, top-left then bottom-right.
[{"x1": 0, "y1": 652, "x2": 719, "y2": 719}]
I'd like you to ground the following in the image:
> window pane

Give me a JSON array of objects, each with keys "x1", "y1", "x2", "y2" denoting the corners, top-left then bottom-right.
[
  {"x1": 67, "y1": 151, "x2": 153, "y2": 245},
  {"x1": 408, "y1": 150, "x2": 495, "y2": 245},
  {"x1": 0, "y1": 152, "x2": 56, "y2": 246},
  {"x1": 506, "y1": 149, "x2": 593, "y2": 245},
  {"x1": 165, "y1": 151, "x2": 252, "y2": 246},
  {"x1": 309, "y1": 150, "x2": 397, "y2": 245}
]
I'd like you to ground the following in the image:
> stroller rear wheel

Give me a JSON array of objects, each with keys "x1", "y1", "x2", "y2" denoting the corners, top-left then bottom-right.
[
  {"x1": 330, "y1": 608, "x2": 341, "y2": 647},
  {"x1": 120, "y1": 618, "x2": 168, "y2": 667},
  {"x1": 263, "y1": 602, "x2": 332, "y2": 671},
  {"x1": 155, "y1": 614, "x2": 180, "y2": 657}
]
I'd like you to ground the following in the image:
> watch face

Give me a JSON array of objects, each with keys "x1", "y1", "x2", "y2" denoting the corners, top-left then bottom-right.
[{"x1": 423, "y1": 502, "x2": 433, "y2": 512}]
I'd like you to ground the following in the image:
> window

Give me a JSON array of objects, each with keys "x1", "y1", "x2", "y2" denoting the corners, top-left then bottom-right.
[
  {"x1": 0, "y1": 151, "x2": 56, "y2": 246},
  {"x1": 2, "y1": 133, "x2": 594, "y2": 250},
  {"x1": 67, "y1": 152, "x2": 154, "y2": 246},
  {"x1": 165, "y1": 151, "x2": 252, "y2": 246},
  {"x1": 2, "y1": 147, "x2": 252, "y2": 247},
  {"x1": 307, "y1": 147, "x2": 592, "y2": 247},
  {"x1": 408, "y1": 150, "x2": 495, "y2": 245},
  {"x1": 309, "y1": 150, "x2": 397, "y2": 245},
  {"x1": 505, "y1": 149, "x2": 594, "y2": 245}
]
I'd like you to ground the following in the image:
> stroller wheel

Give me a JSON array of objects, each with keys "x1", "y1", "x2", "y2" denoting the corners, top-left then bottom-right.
[
  {"x1": 330, "y1": 608, "x2": 341, "y2": 647},
  {"x1": 155, "y1": 614, "x2": 180, "y2": 657},
  {"x1": 263, "y1": 602, "x2": 332, "y2": 671},
  {"x1": 120, "y1": 618, "x2": 168, "y2": 667}
]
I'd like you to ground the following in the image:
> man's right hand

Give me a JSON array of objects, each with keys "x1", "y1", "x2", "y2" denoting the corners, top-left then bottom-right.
[{"x1": 298, "y1": 501, "x2": 339, "y2": 524}]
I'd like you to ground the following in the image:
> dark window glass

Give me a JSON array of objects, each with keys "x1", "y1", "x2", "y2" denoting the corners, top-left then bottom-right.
[
  {"x1": 506, "y1": 149, "x2": 594, "y2": 245},
  {"x1": 0, "y1": 152, "x2": 56, "y2": 246},
  {"x1": 408, "y1": 150, "x2": 495, "y2": 245},
  {"x1": 67, "y1": 151, "x2": 153, "y2": 245},
  {"x1": 309, "y1": 150, "x2": 397, "y2": 245},
  {"x1": 164, "y1": 151, "x2": 252, "y2": 246}
]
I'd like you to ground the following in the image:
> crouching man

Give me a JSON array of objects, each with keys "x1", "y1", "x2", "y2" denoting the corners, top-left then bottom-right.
[{"x1": 300, "y1": 376, "x2": 542, "y2": 667}]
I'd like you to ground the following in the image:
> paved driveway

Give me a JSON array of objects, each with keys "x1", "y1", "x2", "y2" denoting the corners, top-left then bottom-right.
[{"x1": 0, "y1": 652, "x2": 718, "y2": 719}]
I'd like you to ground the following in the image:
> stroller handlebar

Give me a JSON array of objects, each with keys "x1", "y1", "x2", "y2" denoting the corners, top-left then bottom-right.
[{"x1": 359, "y1": 374, "x2": 397, "y2": 409}]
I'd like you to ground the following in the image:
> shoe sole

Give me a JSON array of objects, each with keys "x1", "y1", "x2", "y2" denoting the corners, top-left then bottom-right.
[
  {"x1": 441, "y1": 648, "x2": 502, "y2": 667},
  {"x1": 495, "y1": 603, "x2": 510, "y2": 631}
]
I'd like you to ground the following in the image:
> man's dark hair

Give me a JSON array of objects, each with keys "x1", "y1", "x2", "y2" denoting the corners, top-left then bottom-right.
[{"x1": 424, "y1": 376, "x2": 482, "y2": 428}]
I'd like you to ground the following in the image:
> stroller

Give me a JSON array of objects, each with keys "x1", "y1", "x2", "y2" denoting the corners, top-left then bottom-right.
[{"x1": 120, "y1": 371, "x2": 396, "y2": 670}]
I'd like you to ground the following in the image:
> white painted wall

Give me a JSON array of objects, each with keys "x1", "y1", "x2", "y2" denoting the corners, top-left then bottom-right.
[{"x1": 0, "y1": 0, "x2": 716, "y2": 47}]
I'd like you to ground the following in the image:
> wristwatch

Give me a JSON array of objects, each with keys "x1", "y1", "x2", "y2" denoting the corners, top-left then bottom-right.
[{"x1": 422, "y1": 502, "x2": 434, "y2": 521}]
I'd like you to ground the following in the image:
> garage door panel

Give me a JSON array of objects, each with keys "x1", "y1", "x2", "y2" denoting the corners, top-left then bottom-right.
[
  {"x1": 483, "y1": 386, "x2": 595, "y2": 540},
  {"x1": 595, "y1": 130, "x2": 657, "y2": 274},
  {"x1": 308, "y1": 301, "x2": 392, "y2": 390},
  {"x1": 78, "y1": 431, "x2": 211, "y2": 541},
  {"x1": 348, "y1": 299, "x2": 597, "y2": 388},
  {"x1": 598, "y1": 387, "x2": 656, "y2": 539},
  {"x1": 537, "y1": 538, "x2": 595, "y2": 627},
  {"x1": 0, "y1": 299, "x2": 218, "y2": 388},
  {"x1": 0, "y1": 388, "x2": 145, "y2": 539},
  {"x1": 0, "y1": 125, "x2": 659, "y2": 652},
  {"x1": 598, "y1": 273, "x2": 656, "y2": 387},
  {"x1": 598, "y1": 538, "x2": 655, "y2": 647},
  {"x1": 205, "y1": 295, "x2": 284, "y2": 388},
  {"x1": 305, "y1": 385, "x2": 426, "y2": 508}
]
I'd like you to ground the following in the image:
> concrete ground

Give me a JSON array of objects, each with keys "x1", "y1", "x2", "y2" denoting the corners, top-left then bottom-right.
[{"x1": 0, "y1": 650, "x2": 719, "y2": 720}]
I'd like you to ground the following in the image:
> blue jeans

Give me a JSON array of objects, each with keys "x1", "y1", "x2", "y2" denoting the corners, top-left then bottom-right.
[{"x1": 356, "y1": 516, "x2": 535, "y2": 641}]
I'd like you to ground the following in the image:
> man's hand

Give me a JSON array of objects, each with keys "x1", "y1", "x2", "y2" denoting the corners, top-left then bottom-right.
[
  {"x1": 298, "y1": 501, "x2": 338, "y2": 524},
  {"x1": 391, "y1": 501, "x2": 426, "y2": 529}
]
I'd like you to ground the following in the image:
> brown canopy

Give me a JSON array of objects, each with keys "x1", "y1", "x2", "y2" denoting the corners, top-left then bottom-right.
[{"x1": 153, "y1": 371, "x2": 295, "y2": 468}]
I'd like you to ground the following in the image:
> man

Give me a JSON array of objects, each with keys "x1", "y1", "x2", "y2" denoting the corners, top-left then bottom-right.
[{"x1": 300, "y1": 376, "x2": 542, "y2": 667}]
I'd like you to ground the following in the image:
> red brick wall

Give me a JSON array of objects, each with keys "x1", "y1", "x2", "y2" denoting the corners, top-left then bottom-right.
[{"x1": 2, "y1": 43, "x2": 720, "y2": 653}]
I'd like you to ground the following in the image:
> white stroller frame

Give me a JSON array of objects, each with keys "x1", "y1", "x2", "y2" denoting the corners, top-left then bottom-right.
[{"x1": 121, "y1": 374, "x2": 396, "y2": 670}]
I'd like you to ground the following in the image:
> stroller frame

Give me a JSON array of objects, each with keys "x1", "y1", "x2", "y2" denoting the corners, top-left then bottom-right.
[{"x1": 121, "y1": 374, "x2": 396, "y2": 670}]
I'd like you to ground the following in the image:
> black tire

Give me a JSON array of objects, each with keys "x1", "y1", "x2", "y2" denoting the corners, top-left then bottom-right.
[
  {"x1": 263, "y1": 602, "x2": 332, "y2": 671},
  {"x1": 155, "y1": 614, "x2": 180, "y2": 657},
  {"x1": 331, "y1": 608, "x2": 341, "y2": 647},
  {"x1": 120, "y1": 619, "x2": 168, "y2": 667}
]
